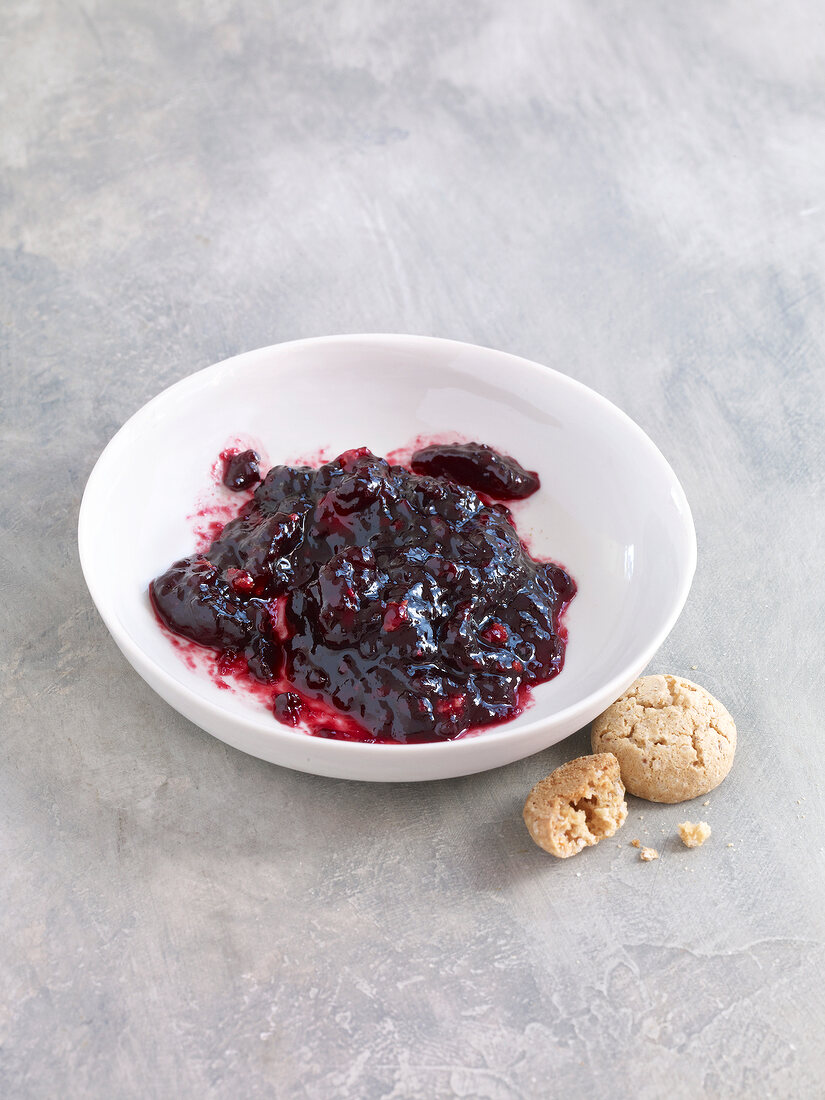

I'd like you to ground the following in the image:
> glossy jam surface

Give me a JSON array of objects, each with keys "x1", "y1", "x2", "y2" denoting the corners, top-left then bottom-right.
[
  {"x1": 221, "y1": 448, "x2": 261, "y2": 491},
  {"x1": 151, "y1": 445, "x2": 575, "y2": 744},
  {"x1": 410, "y1": 442, "x2": 540, "y2": 500}
]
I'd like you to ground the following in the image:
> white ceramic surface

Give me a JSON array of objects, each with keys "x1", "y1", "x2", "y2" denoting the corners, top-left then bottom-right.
[{"x1": 78, "y1": 334, "x2": 696, "y2": 781}]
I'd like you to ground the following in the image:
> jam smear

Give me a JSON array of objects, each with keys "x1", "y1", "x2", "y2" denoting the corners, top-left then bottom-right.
[
  {"x1": 151, "y1": 444, "x2": 575, "y2": 744},
  {"x1": 410, "y1": 442, "x2": 540, "y2": 500}
]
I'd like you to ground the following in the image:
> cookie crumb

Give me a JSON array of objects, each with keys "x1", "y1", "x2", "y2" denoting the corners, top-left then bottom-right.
[
  {"x1": 640, "y1": 847, "x2": 659, "y2": 862},
  {"x1": 630, "y1": 838, "x2": 641, "y2": 848},
  {"x1": 703, "y1": 800, "x2": 710, "y2": 806},
  {"x1": 678, "y1": 821, "x2": 711, "y2": 848},
  {"x1": 727, "y1": 843, "x2": 734, "y2": 848}
]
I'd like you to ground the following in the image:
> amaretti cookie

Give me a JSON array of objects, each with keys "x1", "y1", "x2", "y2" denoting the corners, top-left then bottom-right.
[
  {"x1": 523, "y1": 752, "x2": 627, "y2": 858},
  {"x1": 591, "y1": 675, "x2": 736, "y2": 803}
]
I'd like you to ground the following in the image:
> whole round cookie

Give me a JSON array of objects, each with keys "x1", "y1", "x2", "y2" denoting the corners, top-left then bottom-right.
[{"x1": 591, "y1": 675, "x2": 736, "y2": 803}]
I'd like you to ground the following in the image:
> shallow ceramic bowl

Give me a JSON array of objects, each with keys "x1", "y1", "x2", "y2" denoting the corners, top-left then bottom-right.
[{"x1": 78, "y1": 334, "x2": 696, "y2": 782}]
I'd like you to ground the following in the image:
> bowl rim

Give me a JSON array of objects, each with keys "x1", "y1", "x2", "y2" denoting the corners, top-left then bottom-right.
[{"x1": 78, "y1": 332, "x2": 697, "y2": 763}]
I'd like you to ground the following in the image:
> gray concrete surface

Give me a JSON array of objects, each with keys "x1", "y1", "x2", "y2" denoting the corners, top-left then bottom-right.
[{"x1": 2, "y1": 1, "x2": 825, "y2": 1096}]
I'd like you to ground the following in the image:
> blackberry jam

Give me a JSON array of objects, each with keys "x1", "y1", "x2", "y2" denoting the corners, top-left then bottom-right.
[
  {"x1": 151, "y1": 445, "x2": 575, "y2": 744},
  {"x1": 410, "y1": 441, "x2": 540, "y2": 500},
  {"x1": 221, "y1": 448, "x2": 261, "y2": 491}
]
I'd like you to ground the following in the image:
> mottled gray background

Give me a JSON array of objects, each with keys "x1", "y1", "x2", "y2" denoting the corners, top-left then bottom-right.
[{"x1": 2, "y1": 1, "x2": 824, "y2": 1097}]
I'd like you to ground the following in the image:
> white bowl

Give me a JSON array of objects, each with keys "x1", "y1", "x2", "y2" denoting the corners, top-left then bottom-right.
[{"x1": 78, "y1": 335, "x2": 696, "y2": 782}]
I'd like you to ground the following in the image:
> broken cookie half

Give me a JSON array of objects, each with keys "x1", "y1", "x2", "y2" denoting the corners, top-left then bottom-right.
[{"x1": 523, "y1": 752, "x2": 628, "y2": 858}]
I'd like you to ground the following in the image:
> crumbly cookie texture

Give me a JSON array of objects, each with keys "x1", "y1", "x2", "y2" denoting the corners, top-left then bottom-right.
[
  {"x1": 523, "y1": 753, "x2": 628, "y2": 858},
  {"x1": 591, "y1": 675, "x2": 736, "y2": 803},
  {"x1": 678, "y1": 820, "x2": 711, "y2": 848},
  {"x1": 640, "y1": 847, "x2": 659, "y2": 862}
]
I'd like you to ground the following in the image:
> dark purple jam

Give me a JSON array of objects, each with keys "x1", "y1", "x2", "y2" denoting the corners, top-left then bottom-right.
[
  {"x1": 221, "y1": 448, "x2": 261, "y2": 491},
  {"x1": 151, "y1": 444, "x2": 575, "y2": 744},
  {"x1": 410, "y1": 442, "x2": 540, "y2": 500}
]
